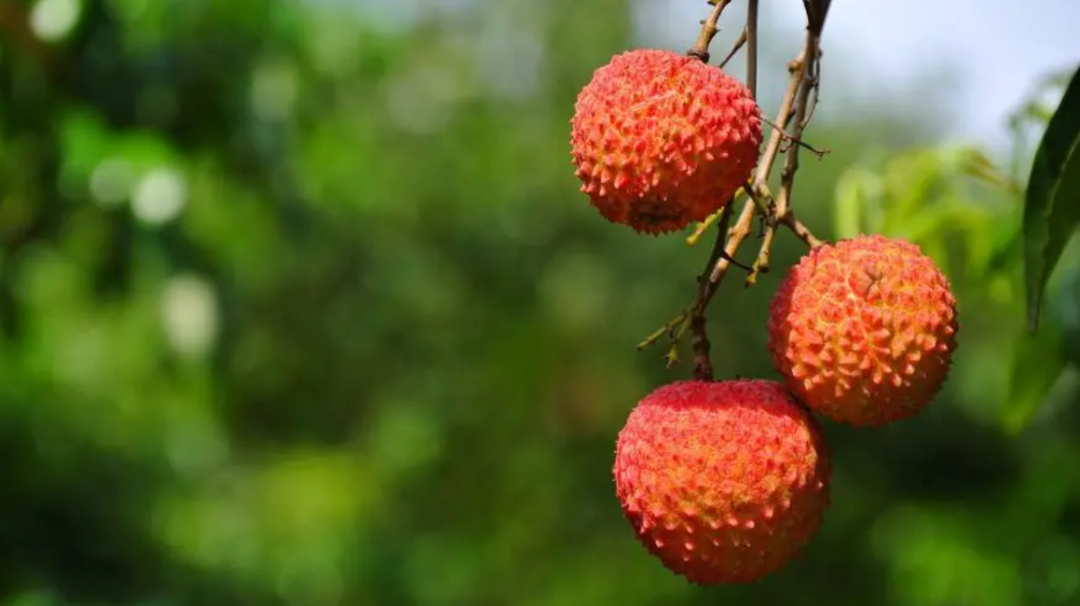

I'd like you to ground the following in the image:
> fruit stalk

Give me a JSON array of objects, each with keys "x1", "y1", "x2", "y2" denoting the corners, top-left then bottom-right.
[
  {"x1": 745, "y1": 0, "x2": 758, "y2": 96},
  {"x1": 639, "y1": 0, "x2": 832, "y2": 367},
  {"x1": 687, "y1": 0, "x2": 734, "y2": 64}
]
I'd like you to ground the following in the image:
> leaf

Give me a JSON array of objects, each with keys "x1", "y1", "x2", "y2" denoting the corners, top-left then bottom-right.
[
  {"x1": 882, "y1": 149, "x2": 941, "y2": 232},
  {"x1": 1001, "y1": 325, "x2": 1066, "y2": 434},
  {"x1": 1058, "y1": 267, "x2": 1080, "y2": 368},
  {"x1": 988, "y1": 221, "x2": 1022, "y2": 274},
  {"x1": 960, "y1": 147, "x2": 1022, "y2": 195},
  {"x1": 1023, "y1": 62, "x2": 1080, "y2": 331},
  {"x1": 833, "y1": 168, "x2": 880, "y2": 239}
]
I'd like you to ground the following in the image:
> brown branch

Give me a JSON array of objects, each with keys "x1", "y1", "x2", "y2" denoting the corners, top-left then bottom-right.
[
  {"x1": 723, "y1": 53, "x2": 808, "y2": 285},
  {"x1": 718, "y1": 29, "x2": 747, "y2": 70},
  {"x1": 774, "y1": 4, "x2": 828, "y2": 224},
  {"x1": 687, "y1": 0, "x2": 733, "y2": 63},
  {"x1": 697, "y1": 199, "x2": 739, "y2": 314},
  {"x1": 638, "y1": 0, "x2": 834, "y2": 366},
  {"x1": 783, "y1": 214, "x2": 825, "y2": 248},
  {"x1": 800, "y1": 0, "x2": 831, "y2": 129},
  {"x1": 803, "y1": 50, "x2": 823, "y2": 127},
  {"x1": 752, "y1": 54, "x2": 805, "y2": 191},
  {"x1": 675, "y1": 0, "x2": 756, "y2": 375},
  {"x1": 654, "y1": 198, "x2": 735, "y2": 366},
  {"x1": 744, "y1": 1, "x2": 832, "y2": 278},
  {"x1": 705, "y1": 197, "x2": 757, "y2": 294},
  {"x1": 746, "y1": 0, "x2": 759, "y2": 96},
  {"x1": 690, "y1": 314, "x2": 713, "y2": 380},
  {"x1": 761, "y1": 115, "x2": 830, "y2": 158}
]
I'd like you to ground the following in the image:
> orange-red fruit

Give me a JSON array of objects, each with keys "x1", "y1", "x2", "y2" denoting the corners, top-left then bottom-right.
[
  {"x1": 614, "y1": 380, "x2": 830, "y2": 585},
  {"x1": 570, "y1": 49, "x2": 762, "y2": 234},
  {"x1": 767, "y1": 234, "x2": 960, "y2": 427}
]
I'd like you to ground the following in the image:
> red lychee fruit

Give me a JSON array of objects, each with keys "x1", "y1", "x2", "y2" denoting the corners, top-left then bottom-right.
[
  {"x1": 767, "y1": 234, "x2": 960, "y2": 427},
  {"x1": 613, "y1": 380, "x2": 831, "y2": 585},
  {"x1": 570, "y1": 49, "x2": 762, "y2": 235}
]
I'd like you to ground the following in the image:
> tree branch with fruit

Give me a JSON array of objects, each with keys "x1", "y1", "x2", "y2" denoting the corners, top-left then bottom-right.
[
  {"x1": 636, "y1": 0, "x2": 832, "y2": 377},
  {"x1": 567, "y1": 0, "x2": 963, "y2": 587}
]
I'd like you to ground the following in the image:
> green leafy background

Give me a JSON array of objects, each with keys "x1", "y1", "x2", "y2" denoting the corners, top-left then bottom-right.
[{"x1": 0, "y1": 1, "x2": 1078, "y2": 605}]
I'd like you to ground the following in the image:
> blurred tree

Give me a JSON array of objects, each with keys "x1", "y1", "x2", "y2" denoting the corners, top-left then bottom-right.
[{"x1": 0, "y1": 1, "x2": 1076, "y2": 605}]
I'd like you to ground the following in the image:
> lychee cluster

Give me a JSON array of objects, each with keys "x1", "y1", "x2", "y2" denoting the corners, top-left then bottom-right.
[
  {"x1": 609, "y1": 235, "x2": 958, "y2": 585},
  {"x1": 569, "y1": 49, "x2": 959, "y2": 586}
]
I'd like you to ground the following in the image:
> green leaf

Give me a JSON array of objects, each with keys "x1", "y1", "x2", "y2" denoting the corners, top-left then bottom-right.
[
  {"x1": 1023, "y1": 62, "x2": 1080, "y2": 331},
  {"x1": 988, "y1": 221, "x2": 1022, "y2": 274},
  {"x1": 1002, "y1": 325, "x2": 1066, "y2": 434},
  {"x1": 833, "y1": 168, "x2": 879, "y2": 238},
  {"x1": 884, "y1": 150, "x2": 940, "y2": 225},
  {"x1": 960, "y1": 147, "x2": 1022, "y2": 195}
]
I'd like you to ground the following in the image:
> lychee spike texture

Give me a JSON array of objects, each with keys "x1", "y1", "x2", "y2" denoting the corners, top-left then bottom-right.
[
  {"x1": 570, "y1": 49, "x2": 762, "y2": 234},
  {"x1": 767, "y1": 234, "x2": 960, "y2": 427},
  {"x1": 614, "y1": 380, "x2": 831, "y2": 585}
]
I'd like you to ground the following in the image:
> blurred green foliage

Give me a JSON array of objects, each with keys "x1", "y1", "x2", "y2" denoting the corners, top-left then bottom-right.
[{"x1": 0, "y1": 1, "x2": 1078, "y2": 605}]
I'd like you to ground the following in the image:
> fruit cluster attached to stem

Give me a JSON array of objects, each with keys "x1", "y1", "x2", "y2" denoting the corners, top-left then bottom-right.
[{"x1": 566, "y1": 0, "x2": 960, "y2": 588}]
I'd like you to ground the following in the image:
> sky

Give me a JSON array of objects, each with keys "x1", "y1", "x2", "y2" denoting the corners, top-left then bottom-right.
[
  {"x1": 634, "y1": 0, "x2": 1080, "y2": 151},
  {"x1": 350, "y1": 0, "x2": 1080, "y2": 151}
]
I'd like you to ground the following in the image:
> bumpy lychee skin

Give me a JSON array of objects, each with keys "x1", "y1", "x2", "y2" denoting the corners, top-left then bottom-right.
[
  {"x1": 614, "y1": 380, "x2": 831, "y2": 585},
  {"x1": 767, "y1": 234, "x2": 960, "y2": 427},
  {"x1": 570, "y1": 49, "x2": 762, "y2": 234}
]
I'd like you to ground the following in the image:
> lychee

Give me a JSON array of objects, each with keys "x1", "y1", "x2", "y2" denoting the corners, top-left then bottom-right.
[
  {"x1": 767, "y1": 234, "x2": 959, "y2": 427},
  {"x1": 570, "y1": 49, "x2": 762, "y2": 234},
  {"x1": 613, "y1": 380, "x2": 830, "y2": 585}
]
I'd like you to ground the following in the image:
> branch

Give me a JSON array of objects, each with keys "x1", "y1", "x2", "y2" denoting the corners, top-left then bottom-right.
[
  {"x1": 718, "y1": 29, "x2": 747, "y2": 70},
  {"x1": 690, "y1": 314, "x2": 712, "y2": 380},
  {"x1": 637, "y1": 199, "x2": 734, "y2": 362},
  {"x1": 638, "y1": 0, "x2": 834, "y2": 368},
  {"x1": 687, "y1": 0, "x2": 733, "y2": 63},
  {"x1": 673, "y1": 0, "x2": 756, "y2": 376},
  {"x1": 746, "y1": 0, "x2": 758, "y2": 96},
  {"x1": 761, "y1": 116, "x2": 830, "y2": 158},
  {"x1": 775, "y1": 3, "x2": 829, "y2": 223}
]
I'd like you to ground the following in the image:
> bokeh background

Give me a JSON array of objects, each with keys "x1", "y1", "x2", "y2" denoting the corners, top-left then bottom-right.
[{"x1": 1, "y1": 1, "x2": 1080, "y2": 605}]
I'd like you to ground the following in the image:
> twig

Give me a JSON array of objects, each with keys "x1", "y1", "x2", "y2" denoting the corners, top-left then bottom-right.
[
  {"x1": 746, "y1": 0, "x2": 758, "y2": 96},
  {"x1": 739, "y1": 54, "x2": 809, "y2": 281},
  {"x1": 687, "y1": 0, "x2": 733, "y2": 63},
  {"x1": 690, "y1": 314, "x2": 713, "y2": 380},
  {"x1": 760, "y1": 116, "x2": 830, "y2": 158},
  {"x1": 725, "y1": 53, "x2": 808, "y2": 286},
  {"x1": 746, "y1": 1, "x2": 832, "y2": 275},
  {"x1": 783, "y1": 214, "x2": 825, "y2": 248},
  {"x1": 686, "y1": 186, "x2": 747, "y2": 246},
  {"x1": 636, "y1": 309, "x2": 688, "y2": 351},
  {"x1": 690, "y1": 200, "x2": 740, "y2": 321},
  {"x1": 706, "y1": 197, "x2": 757, "y2": 295},
  {"x1": 801, "y1": 0, "x2": 831, "y2": 131},
  {"x1": 774, "y1": 2, "x2": 829, "y2": 223},
  {"x1": 675, "y1": 0, "x2": 758, "y2": 375},
  {"x1": 648, "y1": 198, "x2": 734, "y2": 362},
  {"x1": 752, "y1": 54, "x2": 805, "y2": 192},
  {"x1": 637, "y1": 0, "x2": 833, "y2": 365},
  {"x1": 687, "y1": 210, "x2": 721, "y2": 246},
  {"x1": 718, "y1": 29, "x2": 747, "y2": 70},
  {"x1": 803, "y1": 50, "x2": 823, "y2": 127}
]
